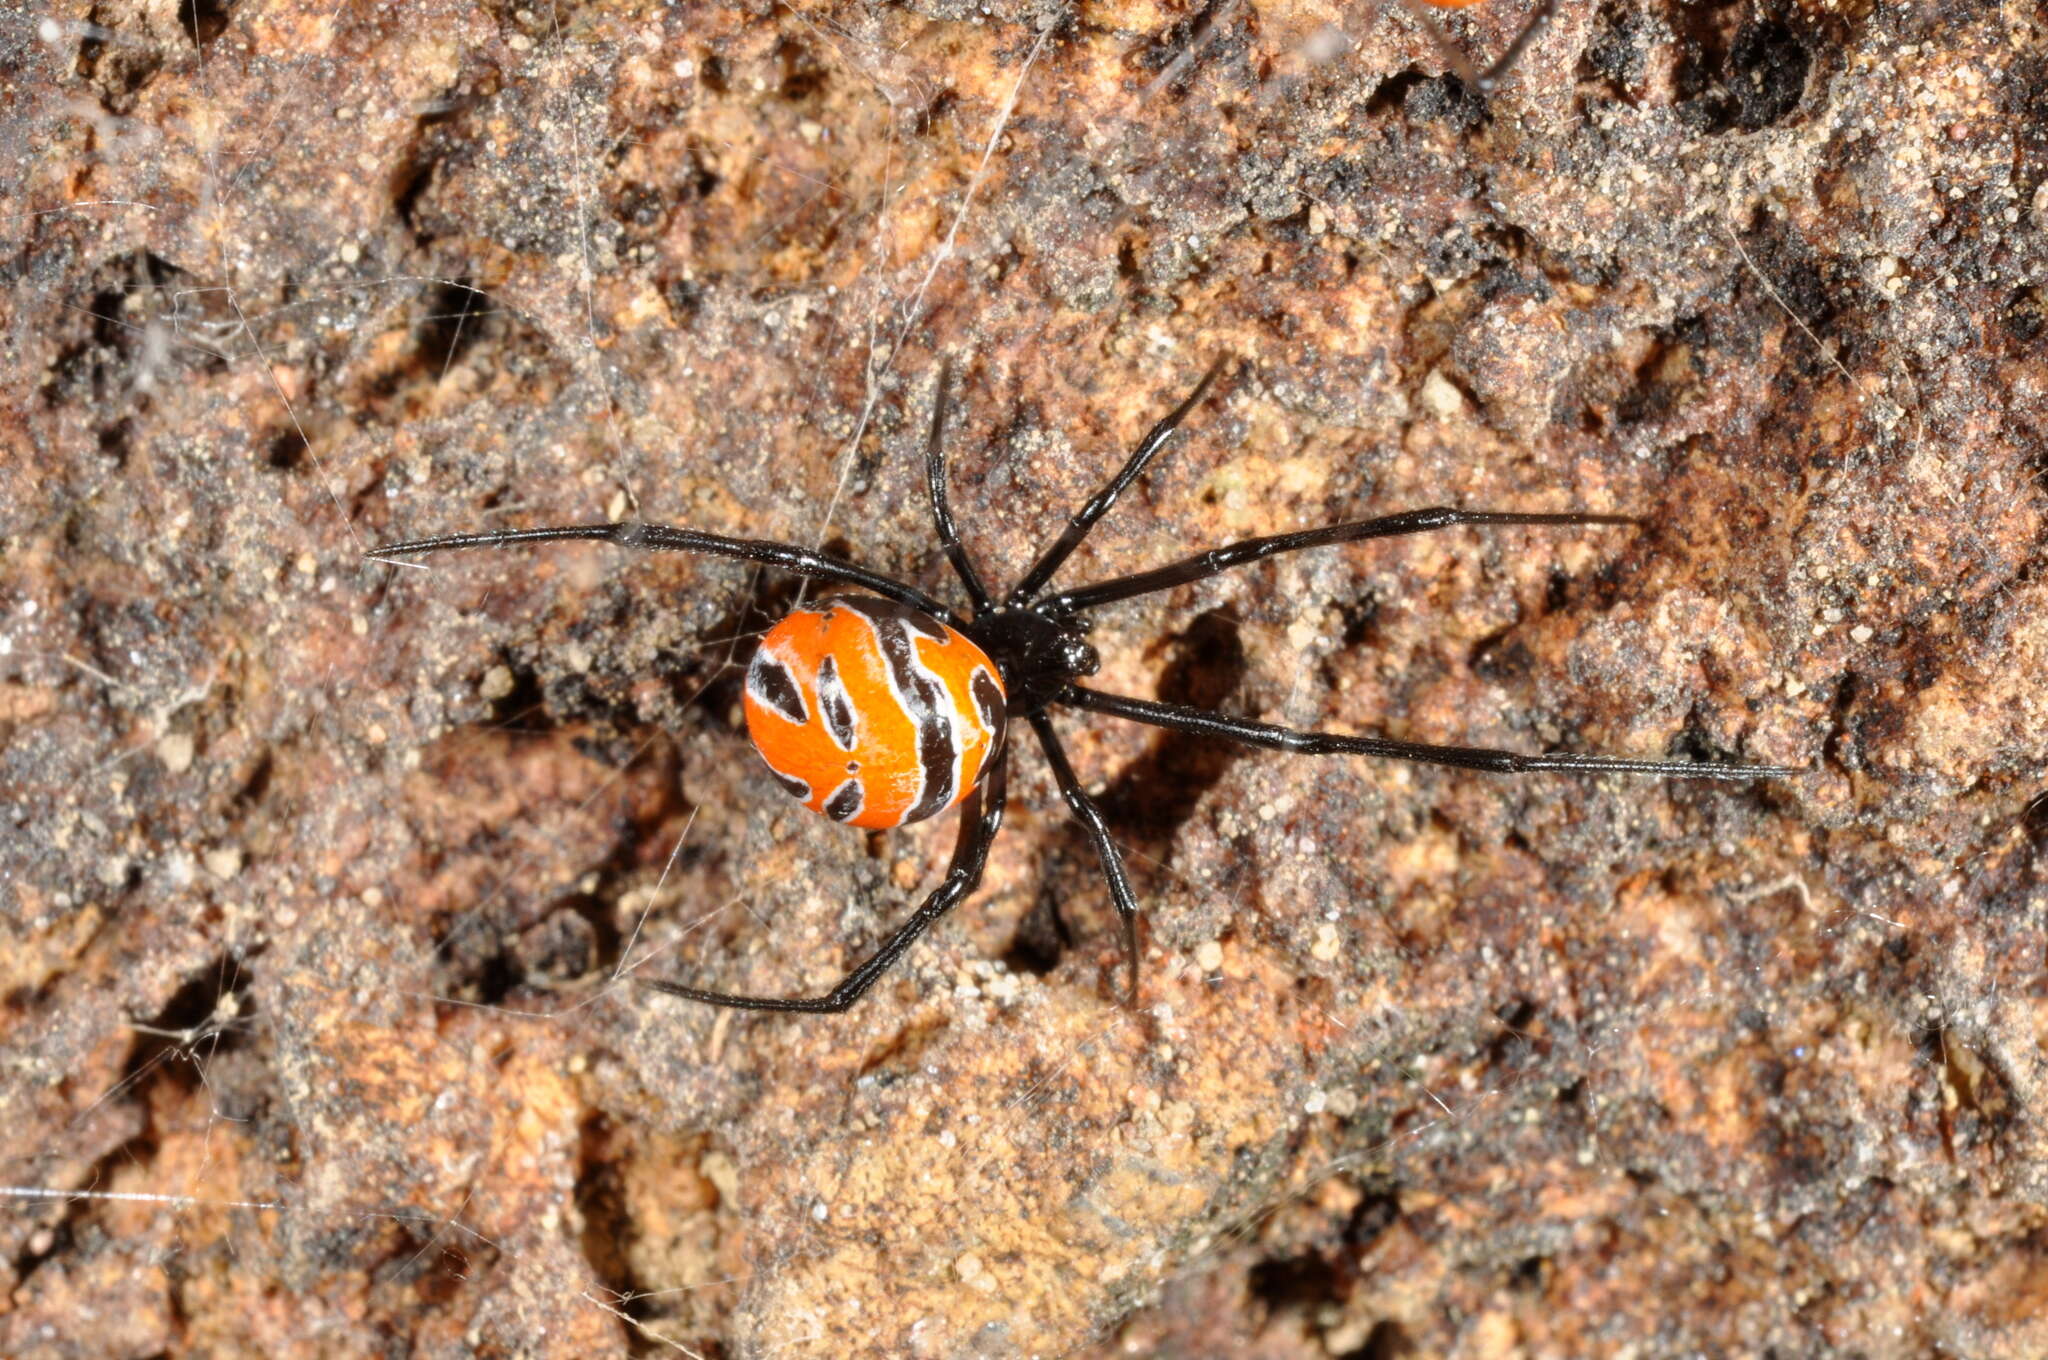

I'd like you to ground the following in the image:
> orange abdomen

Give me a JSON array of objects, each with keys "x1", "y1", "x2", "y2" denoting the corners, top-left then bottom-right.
[{"x1": 743, "y1": 598, "x2": 1006, "y2": 830}]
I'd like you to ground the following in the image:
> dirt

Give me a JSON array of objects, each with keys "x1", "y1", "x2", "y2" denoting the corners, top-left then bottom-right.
[{"x1": 3, "y1": 0, "x2": 2047, "y2": 1355}]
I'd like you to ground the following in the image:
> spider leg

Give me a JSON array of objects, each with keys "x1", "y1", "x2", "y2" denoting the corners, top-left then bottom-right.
[
  {"x1": 1061, "y1": 686, "x2": 1802, "y2": 781},
  {"x1": 1027, "y1": 710, "x2": 1143, "y2": 1006},
  {"x1": 640, "y1": 757, "x2": 1009, "y2": 1013},
  {"x1": 1393, "y1": 0, "x2": 1560, "y2": 93},
  {"x1": 925, "y1": 360, "x2": 995, "y2": 613},
  {"x1": 1006, "y1": 355, "x2": 1231, "y2": 606},
  {"x1": 1046, "y1": 507, "x2": 1636, "y2": 613},
  {"x1": 366, "y1": 521, "x2": 958, "y2": 623},
  {"x1": 1475, "y1": 0, "x2": 1560, "y2": 89}
]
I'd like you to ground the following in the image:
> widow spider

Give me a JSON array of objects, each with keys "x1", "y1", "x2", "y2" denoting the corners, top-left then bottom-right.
[{"x1": 370, "y1": 356, "x2": 1793, "y2": 1013}]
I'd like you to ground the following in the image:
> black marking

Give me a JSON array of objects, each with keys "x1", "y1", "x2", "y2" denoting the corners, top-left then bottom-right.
[
  {"x1": 839, "y1": 594, "x2": 950, "y2": 644},
  {"x1": 748, "y1": 652, "x2": 807, "y2": 725},
  {"x1": 770, "y1": 769, "x2": 812, "y2": 801},
  {"x1": 823, "y1": 777, "x2": 864, "y2": 823},
  {"x1": 862, "y1": 609, "x2": 958, "y2": 823},
  {"x1": 971, "y1": 667, "x2": 1004, "y2": 733},
  {"x1": 971, "y1": 667, "x2": 1007, "y2": 763},
  {"x1": 898, "y1": 610, "x2": 951, "y2": 644},
  {"x1": 816, "y1": 654, "x2": 858, "y2": 750}
]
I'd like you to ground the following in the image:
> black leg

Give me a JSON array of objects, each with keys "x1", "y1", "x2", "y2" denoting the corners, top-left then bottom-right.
[
  {"x1": 1027, "y1": 711, "x2": 1143, "y2": 1006},
  {"x1": 1006, "y1": 356, "x2": 1230, "y2": 606},
  {"x1": 925, "y1": 360, "x2": 994, "y2": 613},
  {"x1": 1475, "y1": 0, "x2": 1560, "y2": 89},
  {"x1": 1394, "y1": 0, "x2": 1560, "y2": 93},
  {"x1": 640, "y1": 757, "x2": 1009, "y2": 1013},
  {"x1": 366, "y1": 521, "x2": 959, "y2": 624},
  {"x1": 1061, "y1": 686, "x2": 1801, "y2": 781},
  {"x1": 1046, "y1": 507, "x2": 1636, "y2": 613}
]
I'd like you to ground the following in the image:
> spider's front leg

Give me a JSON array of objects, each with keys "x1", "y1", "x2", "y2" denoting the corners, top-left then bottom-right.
[
  {"x1": 640, "y1": 760, "x2": 1009, "y2": 1014},
  {"x1": 1061, "y1": 687, "x2": 1801, "y2": 781}
]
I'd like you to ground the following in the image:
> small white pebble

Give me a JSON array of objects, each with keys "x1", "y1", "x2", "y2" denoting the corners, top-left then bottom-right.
[
  {"x1": 480, "y1": 665, "x2": 515, "y2": 701},
  {"x1": 156, "y1": 731, "x2": 195, "y2": 775},
  {"x1": 203, "y1": 846, "x2": 243, "y2": 881},
  {"x1": 1421, "y1": 368, "x2": 1465, "y2": 418},
  {"x1": 1194, "y1": 939, "x2": 1224, "y2": 972},
  {"x1": 1304, "y1": 1088, "x2": 1328, "y2": 1114},
  {"x1": 1850, "y1": 624, "x2": 1874, "y2": 643},
  {"x1": 1310, "y1": 922, "x2": 1341, "y2": 962}
]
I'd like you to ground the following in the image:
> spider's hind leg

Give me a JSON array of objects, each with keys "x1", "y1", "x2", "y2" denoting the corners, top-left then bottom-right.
[{"x1": 640, "y1": 760, "x2": 1010, "y2": 1013}]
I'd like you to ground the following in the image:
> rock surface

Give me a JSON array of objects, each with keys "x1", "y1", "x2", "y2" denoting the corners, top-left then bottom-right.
[{"x1": 3, "y1": 0, "x2": 2046, "y2": 1355}]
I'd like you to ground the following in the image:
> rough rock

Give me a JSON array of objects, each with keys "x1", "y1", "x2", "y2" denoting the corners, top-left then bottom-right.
[{"x1": 3, "y1": 0, "x2": 2045, "y2": 1356}]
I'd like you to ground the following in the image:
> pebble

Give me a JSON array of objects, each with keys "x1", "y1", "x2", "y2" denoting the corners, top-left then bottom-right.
[{"x1": 156, "y1": 731, "x2": 195, "y2": 774}]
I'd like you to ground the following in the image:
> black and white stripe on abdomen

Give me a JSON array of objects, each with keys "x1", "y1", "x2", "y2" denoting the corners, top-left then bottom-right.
[
  {"x1": 970, "y1": 666, "x2": 1004, "y2": 759},
  {"x1": 763, "y1": 748, "x2": 866, "y2": 825},
  {"x1": 747, "y1": 646, "x2": 808, "y2": 725},
  {"x1": 821, "y1": 777, "x2": 864, "y2": 823},
  {"x1": 815, "y1": 654, "x2": 859, "y2": 751},
  {"x1": 840, "y1": 598, "x2": 959, "y2": 824}
]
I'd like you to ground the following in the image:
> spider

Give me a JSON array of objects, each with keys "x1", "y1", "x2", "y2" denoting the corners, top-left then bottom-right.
[
  {"x1": 370, "y1": 356, "x2": 1794, "y2": 1013},
  {"x1": 1391, "y1": 0, "x2": 1562, "y2": 92}
]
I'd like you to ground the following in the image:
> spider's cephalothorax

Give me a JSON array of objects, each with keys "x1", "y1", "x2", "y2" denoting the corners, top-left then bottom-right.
[
  {"x1": 370, "y1": 356, "x2": 1796, "y2": 1014},
  {"x1": 965, "y1": 605, "x2": 1099, "y2": 717}
]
